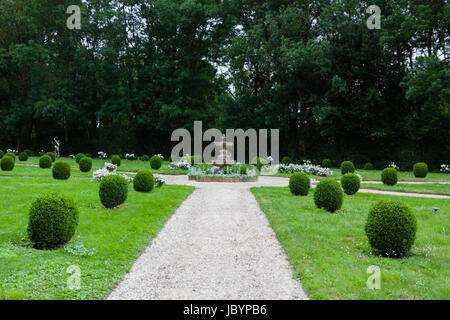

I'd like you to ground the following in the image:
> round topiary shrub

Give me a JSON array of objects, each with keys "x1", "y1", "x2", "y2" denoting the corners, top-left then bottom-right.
[
  {"x1": 99, "y1": 175, "x2": 128, "y2": 208},
  {"x1": 341, "y1": 161, "x2": 355, "y2": 174},
  {"x1": 52, "y1": 161, "x2": 71, "y2": 180},
  {"x1": 0, "y1": 150, "x2": 3, "y2": 158},
  {"x1": 1, "y1": 156, "x2": 15, "y2": 171},
  {"x1": 19, "y1": 152, "x2": 29, "y2": 162},
  {"x1": 24, "y1": 149, "x2": 33, "y2": 157},
  {"x1": 341, "y1": 173, "x2": 360, "y2": 195},
  {"x1": 133, "y1": 170, "x2": 155, "y2": 193},
  {"x1": 150, "y1": 156, "x2": 162, "y2": 170},
  {"x1": 364, "y1": 162, "x2": 374, "y2": 170},
  {"x1": 289, "y1": 172, "x2": 310, "y2": 196},
  {"x1": 381, "y1": 168, "x2": 398, "y2": 186},
  {"x1": 141, "y1": 155, "x2": 150, "y2": 162},
  {"x1": 111, "y1": 155, "x2": 121, "y2": 167},
  {"x1": 5, "y1": 153, "x2": 16, "y2": 161},
  {"x1": 281, "y1": 156, "x2": 291, "y2": 165},
  {"x1": 314, "y1": 179, "x2": 344, "y2": 213},
  {"x1": 75, "y1": 153, "x2": 85, "y2": 164},
  {"x1": 79, "y1": 157, "x2": 93, "y2": 172},
  {"x1": 322, "y1": 159, "x2": 332, "y2": 168},
  {"x1": 413, "y1": 163, "x2": 428, "y2": 178},
  {"x1": 365, "y1": 200, "x2": 417, "y2": 258},
  {"x1": 46, "y1": 152, "x2": 56, "y2": 162},
  {"x1": 27, "y1": 193, "x2": 79, "y2": 250},
  {"x1": 39, "y1": 155, "x2": 52, "y2": 169}
]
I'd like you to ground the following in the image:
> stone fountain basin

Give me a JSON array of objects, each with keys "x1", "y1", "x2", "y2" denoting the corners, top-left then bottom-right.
[{"x1": 188, "y1": 176, "x2": 258, "y2": 183}]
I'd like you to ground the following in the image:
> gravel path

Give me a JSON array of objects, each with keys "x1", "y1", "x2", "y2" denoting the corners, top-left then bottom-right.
[{"x1": 108, "y1": 177, "x2": 307, "y2": 300}]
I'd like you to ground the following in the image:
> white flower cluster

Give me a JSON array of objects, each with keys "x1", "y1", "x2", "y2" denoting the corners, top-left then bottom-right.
[
  {"x1": 277, "y1": 160, "x2": 333, "y2": 177},
  {"x1": 169, "y1": 160, "x2": 192, "y2": 170},
  {"x1": 6, "y1": 149, "x2": 18, "y2": 154},
  {"x1": 154, "y1": 175, "x2": 166, "y2": 188},
  {"x1": 69, "y1": 154, "x2": 75, "y2": 159},
  {"x1": 440, "y1": 164, "x2": 449, "y2": 174},
  {"x1": 125, "y1": 153, "x2": 136, "y2": 160},
  {"x1": 155, "y1": 154, "x2": 164, "y2": 160},
  {"x1": 388, "y1": 162, "x2": 399, "y2": 170},
  {"x1": 98, "y1": 151, "x2": 107, "y2": 159},
  {"x1": 93, "y1": 162, "x2": 132, "y2": 182}
]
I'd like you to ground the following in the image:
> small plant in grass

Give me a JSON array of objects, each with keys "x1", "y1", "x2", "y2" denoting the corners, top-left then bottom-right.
[
  {"x1": 341, "y1": 173, "x2": 360, "y2": 195},
  {"x1": 314, "y1": 179, "x2": 344, "y2": 213},
  {"x1": 27, "y1": 193, "x2": 79, "y2": 250},
  {"x1": 111, "y1": 155, "x2": 121, "y2": 166},
  {"x1": 75, "y1": 153, "x2": 86, "y2": 163},
  {"x1": 141, "y1": 155, "x2": 150, "y2": 162},
  {"x1": 340, "y1": 161, "x2": 355, "y2": 174},
  {"x1": 79, "y1": 157, "x2": 93, "y2": 172},
  {"x1": 52, "y1": 161, "x2": 71, "y2": 180},
  {"x1": 413, "y1": 163, "x2": 428, "y2": 178},
  {"x1": 5, "y1": 153, "x2": 16, "y2": 161},
  {"x1": 441, "y1": 164, "x2": 450, "y2": 174},
  {"x1": 133, "y1": 170, "x2": 155, "y2": 193},
  {"x1": 19, "y1": 152, "x2": 29, "y2": 161},
  {"x1": 99, "y1": 175, "x2": 128, "y2": 208},
  {"x1": 154, "y1": 175, "x2": 166, "y2": 188},
  {"x1": 39, "y1": 155, "x2": 52, "y2": 169},
  {"x1": 364, "y1": 162, "x2": 374, "y2": 170},
  {"x1": 281, "y1": 156, "x2": 291, "y2": 165},
  {"x1": 150, "y1": 156, "x2": 162, "y2": 170},
  {"x1": 322, "y1": 159, "x2": 332, "y2": 168},
  {"x1": 365, "y1": 200, "x2": 417, "y2": 258},
  {"x1": 381, "y1": 168, "x2": 398, "y2": 186},
  {"x1": 1, "y1": 156, "x2": 15, "y2": 171},
  {"x1": 289, "y1": 172, "x2": 310, "y2": 196},
  {"x1": 46, "y1": 152, "x2": 56, "y2": 162}
]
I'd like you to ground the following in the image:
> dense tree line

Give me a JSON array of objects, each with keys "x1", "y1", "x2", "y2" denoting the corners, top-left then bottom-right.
[{"x1": 0, "y1": 0, "x2": 448, "y2": 169}]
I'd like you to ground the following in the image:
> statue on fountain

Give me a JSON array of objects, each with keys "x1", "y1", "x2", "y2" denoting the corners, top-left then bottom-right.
[
  {"x1": 213, "y1": 135, "x2": 234, "y2": 169},
  {"x1": 52, "y1": 137, "x2": 61, "y2": 159}
]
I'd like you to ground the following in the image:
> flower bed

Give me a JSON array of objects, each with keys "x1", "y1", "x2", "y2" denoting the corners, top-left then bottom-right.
[
  {"x1": 276, "y1": 160, "x2": 333, "y2": 177},
  {"x1": 188, "y1": 164, "x2": 258, "y2": 183}
]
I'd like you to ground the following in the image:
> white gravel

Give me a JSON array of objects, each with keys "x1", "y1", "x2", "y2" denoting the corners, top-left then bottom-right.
[{"x1": 108, "y1": 176, "x2": 307, "y2": 300}]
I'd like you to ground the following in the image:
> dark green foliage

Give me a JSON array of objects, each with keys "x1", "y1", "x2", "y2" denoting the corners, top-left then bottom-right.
[
  {"x1": 39, "y1": 155, "x2": 52, "y2": 169},
  {"x1": 0, "y1": 150, "x2": 4, "y2": 158},
  {"x1": 27, "y1": 193, "x2": 79, "y2": 250},
  {"x1": 365, "y1": 201, "x2": 417, "y2": 258},
  {"x1": 150, "y1": 156, "x2": 162, "y2": 170},
  {"x1": 141, "y1": 155, "x2": 150, "y2": 162},
  {"x1": 289, "y1": 172, "x2": 310, "y2": 196},
  {"x1": 133, "y1": 170, "x2": 155, "y2": 193},
  {"x1": 79, "y1": 157, "x2": 93, "y2": 172},
  {"x1": 413, "y1": 163, "x2": 428, "y2": 178},
  {"x1": 75, "y1": 153, "x2": 86, "y2": 164},
  {"x1": 5, "y1": 153, "x2": 15, "y2": 161},
  {"x1": 23, "y1": 149, "x2": 33, "y2": 156},
  {"x1": 340, "y1": 161, "x2": 355, "y2": 174},
  {"x1": 381, "y1": 168, "x2": 398, "y2": 186},
  {"x1": 46, "y1": 152, "x2": 56, "y2": 162},
  {"x1": 1, "y1": 156, "x2": 15, "y2": 171},
  {"x1": 314, "y1": 179, "x2": 344, "y2": 213},
  {"x1": 364, "y1": 162, "x2": 374, "y2": 170},
  {"x1": 111, "y1": 155, "x2": 121, "y2": 167},
  {"x1": 322, "y1": 159, "x2": 332, "y2": 168},
  {"x1": 19, "y1": 152, "x2": 29, "y2": 162},
  {"x1": 52, "y1": 161, "x2": 71, "y2": 180},
  {"x1": 281, "y1": 156, "x2": 291, "y2": 165},
  {"x1": 341, "y1": 173, "x2": 360, "y2": 195},
  {"x1": 99, "y1": 175, "x2": 128, "y2": 208}
]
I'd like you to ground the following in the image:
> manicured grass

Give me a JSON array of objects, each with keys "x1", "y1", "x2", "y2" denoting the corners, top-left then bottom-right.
[
  {"x1": 0, "y1": 174, "x2": 194, "y2": 300},
  {"x1": 21, "y1": 157, "x2": 188, "y2": 175},
  {"x1": 361, "y1": 183, "x2": 450, "y2": 196},
  {"x1": 252, "y1": 187, "x2": 450, "y2": 300},
  {"x1": 1, "y1": 164, "x2": 92, "y2": 177}
]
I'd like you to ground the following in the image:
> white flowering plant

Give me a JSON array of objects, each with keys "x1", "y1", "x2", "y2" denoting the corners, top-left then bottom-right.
[
  {"x1": 125, "y1": 153, "x2": 137, "y2": 160},
  {"x1": 277, "y1": 160, "x2": 333, "y2": 177},
  {"x1": 155, "y1": 154, "x2": 164, "y2": 160},
  {"x1": 154, "y1": 175, "x2": 166, "y2": 188},
  {"x1": 97, "y1": 151, "x2": 107, "y2": 159},
  {"x1": 170, "y1": 160, "x2": 192, "y2": 170},
  {"x1": 440, "y1": 164, "x2": 449, "y2": 174},
  {"x1": 388, "y1": 162, "x2": 400, "y2": 170},
  {"x1": 93, "y1": 162, "x2": 132, "y2": 182},
  {"x1": 6, "y1": 149, "x2": 18, "y2": 154}
]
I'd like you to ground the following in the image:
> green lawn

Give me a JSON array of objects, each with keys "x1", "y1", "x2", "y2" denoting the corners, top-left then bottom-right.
[
  {"x1": 361, "y1": 183, "x2": 450, "y2": 196},
  {"x1": 19, "y1": 157, "x2": 188, "y2": 175},
  {"x1": 0, "y1": 173, "x2": 194, "y2": 300},
  {"x1": 252, "y1": 187, "x2": 450, "y2": 300}
]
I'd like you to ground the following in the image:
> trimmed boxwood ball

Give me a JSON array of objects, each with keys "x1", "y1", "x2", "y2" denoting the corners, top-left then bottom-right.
[
  {"x1": 314, "y1": 179, "x2": 344, "y2": 213},
  {"x1": 281, "y1": 156, "x2": 291, "y2": 165},
  {"x1": 111, "y1": 155, "x2": 121, "y2": 166},
  {"x1": 365, "y1": 200, "x2": 417, "y2": 258},
  {"x1": 141, "y1": 155, "x2": 150, "y2": 162},
  {"x1": 133, "y1": 170, "x2": 155, "y2": 193},
  {"x1": 413, "y1": 162, "x2": 428, "y2": 178},
  {"x1": 52, "y1": 161, "x2": 71, "y2": 180},
  {"x1": 79, "y1": 157, "x2": 93, "y2": 172},
  {"x1": 1, "y1": 156, "x2": 15, "y2": 171},
  {"x1": 39, "y1": 155, "x2": 52, "y2": 169},
  {"x1": 27, "y1": 193, "x2": 79, "y2": 250},
  {"x1": 19, "y1": 152, "x2": 29, "y2": 162},
  {"x1": 75, "y1": 153, "x2": 85, "y2": 163},
  {"x1": 150, "y1": 156, "x2": 162, "y2": 170},
  {"x1": 289, "y1": 172, "x2": 310, "y2": 196},
  {"x1": 24, "y1": 149, "x2": 33, "y2": 156},
  {"x1": 322, "y1": 159, "x2": 332, "y2": 168},
  {"x1": 340, "y1": 161, "x2": 355, "y2": 174},
  {"x1": 99, "y1": 175, "x2": 129, "y2": 208},
  {"x1": 364, "y1": 162, "x2": 374, "y2": 170},
  {"x1": 5, "y1": 152, "x2": 16, "y2": 161},
  {"x1": 46, "y1": 152, "x2": 56, "y2": 162},
  {"x1": 341, "y1": 173, "x2": 360, "y2": 195},
  {"x1": 381, "y1": 168, "x2": 398, "y2": 186}
]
